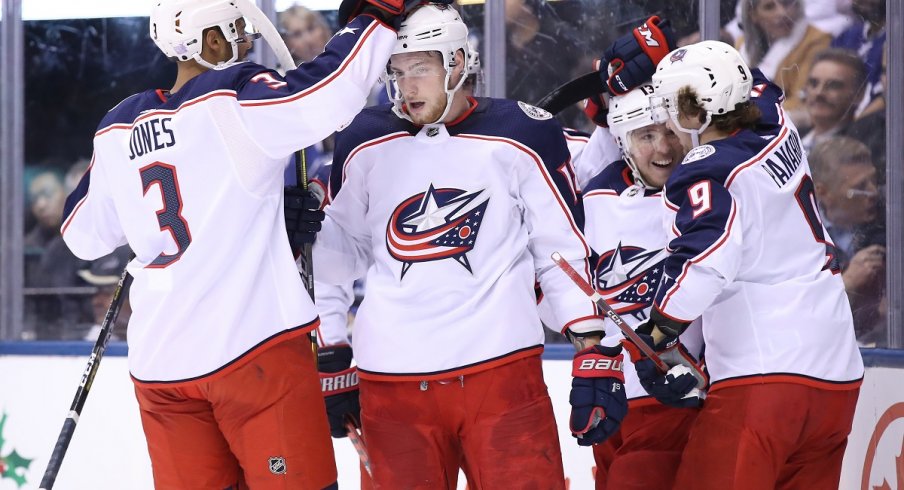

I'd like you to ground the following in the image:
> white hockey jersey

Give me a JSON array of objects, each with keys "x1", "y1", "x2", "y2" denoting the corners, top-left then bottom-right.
[
  {"x1": 314, "y1": 98, "x2": 600, "y2": 380},
  {"x1": 583, "y1": 161, "x2": 704, "y2": 402},
  {"x1": 652, "y1": 70, "x2": 863, "y2": 389},
  {"x1": 571, "y1": 126, "x2": 622, "y2": 190},
  {"x1": 61, "y1": 16, "x2": 396, "y2": 383}
]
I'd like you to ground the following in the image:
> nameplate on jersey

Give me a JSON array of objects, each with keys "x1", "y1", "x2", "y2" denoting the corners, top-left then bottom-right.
[
  {"x1": 681, "y1": 145, "x2": 714, "y2": 164},
  {"x1": 758, "y1": 130, "x2": 804, "y2": 188},
  {"x1": 129, "y1": 116, "x2": 176, "y2": 160},
  {"x1": 518, "y1": 101, "x2": 552, "y2": 120}
]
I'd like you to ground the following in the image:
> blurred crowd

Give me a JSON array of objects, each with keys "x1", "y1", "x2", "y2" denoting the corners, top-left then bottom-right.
[{"x1": 20, "y1": 0, "x2": 888, "y2": 346}]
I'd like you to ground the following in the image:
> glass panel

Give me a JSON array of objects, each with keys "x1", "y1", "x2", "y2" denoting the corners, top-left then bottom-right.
[
  {"x1": 22, "y1": 16, "x2": 169, "y2": 340},
  {"x1": 735, "y1": 0, "x2": 891, "y2": 347},
  {"x1": 483, "y1": 0, "x2": 699, "y2": 133}
]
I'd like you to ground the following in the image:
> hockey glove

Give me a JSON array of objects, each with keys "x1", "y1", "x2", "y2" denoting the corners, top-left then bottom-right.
[
  {"x1": 338, "y1": 0, "x2": 452, "y2": 27},
  {"x1": 602, "y1": 16, "x2": 677, "y2": 95},
  {"x1": 622, "y1": 321, "x2": 708, "y2": 408},
  {"x1": 318, "y1": 344, "x2": 361, "y2": 438},
  {"x1": 570, "y1": 344, "x2": 627, "y2": 446},
  {"x1": 583, "y1": 92, "x2": 609, "y2": 128},
  {"x1": 284, "y1": 186, "x2": 325, "y2": 255}
]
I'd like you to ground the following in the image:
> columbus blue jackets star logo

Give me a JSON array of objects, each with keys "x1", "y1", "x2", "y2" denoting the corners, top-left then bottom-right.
[
  {"x1": 595, "y1": 243, "x2": 669, "y2": 319},
  {"x1": 386, "y1": 184, "x2": 490, "y2": 279}
]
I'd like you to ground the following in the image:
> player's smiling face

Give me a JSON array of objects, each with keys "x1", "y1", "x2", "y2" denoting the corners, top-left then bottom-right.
[
  {"x1": 627, "y1": 124, "x2": 684, "y2": 188},
  {"x1": 389, "y1": 51, "x2": 449, "y2": 125}
]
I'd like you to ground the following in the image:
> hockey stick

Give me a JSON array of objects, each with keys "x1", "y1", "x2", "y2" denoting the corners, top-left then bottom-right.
[
  {"x1": 535, "y1": 71, "x2": 607, "y2": 115},
  {"x1": 550, "y1": 252, "x2": 669, "y2": 372},
  {"x1": 39, "y1": 259, "x2": 133, "y2": 490},
  {"x1": 295, "y1": 148, "x2": 317, "y2": 337},
  {"x1": 345, "y1": 418, "x2": 373, "y2": 478}
]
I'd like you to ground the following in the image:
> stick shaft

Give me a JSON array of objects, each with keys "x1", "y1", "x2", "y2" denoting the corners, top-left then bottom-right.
[
  {"x1": 39, "y1": 264, "x2": 133, "y2": 490},
  {"x1": 345, "y1": 420, "x2": 373, "y2": 478},
  {"x1": 551, "y1": 252, "x2": 670, "y2": 372}
]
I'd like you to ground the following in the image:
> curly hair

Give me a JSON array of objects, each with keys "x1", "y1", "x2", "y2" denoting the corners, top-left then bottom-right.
[{"x1": 676, "y1": 86, "x2": 761, "y2": 133}]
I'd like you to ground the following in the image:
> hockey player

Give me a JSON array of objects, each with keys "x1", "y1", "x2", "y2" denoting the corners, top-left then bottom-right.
[
  {"x1": 311, "y1": 4, "x2": 626, "y2": 488},
  {"x1": 644, "y1": 41, "x2": 864, "y2": 489},
  {"x1": 59, "y1": 0, "x2": 434, "y2": 487},
  {"x1": 582, "y1": 84, "x2": 706, "y2": 490}
]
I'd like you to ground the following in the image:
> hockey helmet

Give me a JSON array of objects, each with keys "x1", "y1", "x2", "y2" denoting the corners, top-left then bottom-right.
[
  {"x1": 464, "y1": 38, "x2": 485, "y2": 96},
  {"x1": 385, "y1": 4, "x2": 470, "y2": 123},
  {"x1": 150, "y1": 0, "x2": 259, "y2": 70},
  {"x1": 607, "y1": 84, "x2": 660, "y2": 188},
  {"x1": 650, "y1": 41, "x2": 753, "y2": 147}
]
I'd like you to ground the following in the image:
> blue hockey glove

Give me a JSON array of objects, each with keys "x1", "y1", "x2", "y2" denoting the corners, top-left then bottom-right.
[
  {"x1": 318, "y1": 344, "x2": 361, "y2": 438},
  {"x1": 284, "y1": 186, "x2": 324, "y2": 255},
  {"x1": 570, "y1": 344, "x2": 627, "y2": 446},
  {"x1": 622, "y1": 321, "x2": 708, "y2": 408},
  {"x1": 602, "y1": 16, "x2": 677, "y2": 95}
]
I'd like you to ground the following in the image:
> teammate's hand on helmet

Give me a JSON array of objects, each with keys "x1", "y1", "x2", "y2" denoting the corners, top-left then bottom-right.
[
  {"x1": 318, "y1": 344, "x2": 361, "y2": 438},
  {"x1": 569, "y1": 344, "x2": 627, "y2": 446},
  {"x1": 338, "y1": 0, "x2": 453, "y2": 28},
  {"x1": 622, "y1": 320, "x2": 708, "y2": 408},
  {"x1": 284, "y1": 186, "x2": 325, "y2": 255},
  {"x1": 602, "y1": 16, "x2": 676, "y2": 95}
]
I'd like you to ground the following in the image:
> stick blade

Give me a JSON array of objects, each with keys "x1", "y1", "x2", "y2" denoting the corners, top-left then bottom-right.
[{"x1": 535, "y1": 72, "x2": 607, "y2": 115}]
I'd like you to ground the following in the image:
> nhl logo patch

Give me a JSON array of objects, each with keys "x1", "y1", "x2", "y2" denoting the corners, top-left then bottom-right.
[
  {"x1": 518, "y1": 101, "x2": 552, "y2": 120},
  {"x1": 426, "y1": 126, "x2": 440, "y2": 137},
  {"x1": 268, "y1": 456, "x2": 287, "y2": 475},
  {"x1": 669, "y1": 49, "x2": 687, "y2": 63}
]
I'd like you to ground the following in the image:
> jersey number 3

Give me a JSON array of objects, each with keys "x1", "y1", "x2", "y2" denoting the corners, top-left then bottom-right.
[{"x1": 140, "y1": 162, "x2": 192, "y2": 268}]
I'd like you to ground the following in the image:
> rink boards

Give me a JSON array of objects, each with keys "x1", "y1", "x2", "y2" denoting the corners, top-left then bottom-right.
[{"x1": 0, "y1": 344, "x2": 901, "y2": 490}]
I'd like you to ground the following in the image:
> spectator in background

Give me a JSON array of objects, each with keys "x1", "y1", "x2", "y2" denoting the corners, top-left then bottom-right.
[
  {"x1": 23, "y1": 166, "x2": 91, "y2": 339},
  {"x1": 75, "y1": 246, "x2": 132, "y2": 342},
  {"x1": 736, "y1": 0, "x2": 831, "y2": 126},
  {"x1": 279, "y1": 5, "x2": 333, "y2": 65},
  {"x1": 279, "y1": 6, "x2": 338, "y2": 179},
  {"x1": 846, "y1": 46, "x2": 886, "y2": 180},
  {"x1": 64, "y1": 158, "x2": 91, "y2": 194},
  {"x1": 503, "y1": 0, "x2": 582, "y2": 125},
  {"x1": 25, "y1": 168, "x2": 67, "y2": 249},
  {"x1": 800, "y1": 48, "x2": 866, "y2": 149},
  {"x1": 831, "y1": 0, "x2": 885, "y2": 112},
  {"x1": 809, "y1": 136, "x2": 885, "y2": 345}
]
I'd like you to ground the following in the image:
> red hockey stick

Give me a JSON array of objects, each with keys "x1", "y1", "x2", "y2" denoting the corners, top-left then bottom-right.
[
  {"x1": 551, "y1": 252, "x2": 670, "y2": 372},
  {"x1": 345, "y1": 419, "x2": 372, "y2": 478}
]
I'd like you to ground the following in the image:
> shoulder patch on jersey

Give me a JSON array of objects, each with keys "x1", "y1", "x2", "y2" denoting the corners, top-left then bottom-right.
[
  {"x1": 682, "y1": 145, "x2": 715, "y2": 164},
  {"x1": 517, "y1": 101, "x2": 553, "y2": 120}
]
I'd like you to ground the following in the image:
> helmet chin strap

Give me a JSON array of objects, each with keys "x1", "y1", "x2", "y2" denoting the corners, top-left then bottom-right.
[
  {"x1": 191, "y1": 40, "x2": 240, "y2": 70},
  {"x1": 430, "y1": 69, "x2": 467, "y2": 124},
  {"x1": 669, "y1": 111, "x2": 712, "y2": 149},
  {"x1": 622, "y1": 143, "x2": 652, "y2": 189}
]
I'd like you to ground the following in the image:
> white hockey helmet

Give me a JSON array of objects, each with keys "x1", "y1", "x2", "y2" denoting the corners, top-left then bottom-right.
[
  {"x1": 150, "y1": 0, "x2": 251, "y2": 70},
  {"x1": 464, "y1": 37, "x2": 485, "y2": 96},
  {"x1": 650, "y1": 41, "x2": 753, "y2": 147},
  {"x1": 607, "y1": 84, "x2": 657, "y2": 188},
  {"x1": 386, "y1": 3, "x2": 470, "y2": 123}
]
